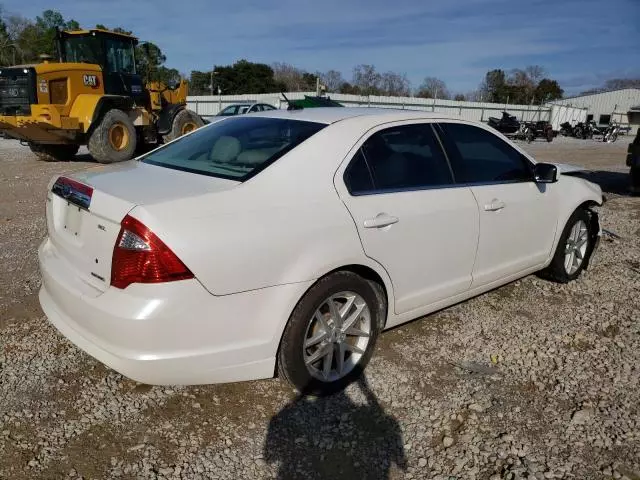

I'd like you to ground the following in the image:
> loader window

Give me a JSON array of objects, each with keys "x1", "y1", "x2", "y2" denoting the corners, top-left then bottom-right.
[
  {"x1": 105, "y1": 38, "x2": 136, "y2": 74},
  {"x1": 62, "y1": 36, "x2": 103, "y2": 65}
]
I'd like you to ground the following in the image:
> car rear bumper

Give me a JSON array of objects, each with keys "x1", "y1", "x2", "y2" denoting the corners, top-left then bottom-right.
[{"x1": 39, "y1": 238, "x2": 312, "y2": 385}]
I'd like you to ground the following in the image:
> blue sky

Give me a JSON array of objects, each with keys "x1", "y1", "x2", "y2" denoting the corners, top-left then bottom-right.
[{"x1": 5, "y1": 0, "x2": 640, "y2": 95}]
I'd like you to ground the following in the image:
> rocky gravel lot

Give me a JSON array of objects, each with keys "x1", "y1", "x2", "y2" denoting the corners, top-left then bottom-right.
[{"x1": 1, "y1": 136, "x2": 639, "y2": 480}]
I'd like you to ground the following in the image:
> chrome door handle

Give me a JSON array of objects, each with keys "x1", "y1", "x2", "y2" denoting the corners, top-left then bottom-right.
[
  {"x1": 364, "y1": 213, "x2": 399, "y2": 228},
  {"x1": 484, "y1": 199, "x2": 505, "y2": 211}
]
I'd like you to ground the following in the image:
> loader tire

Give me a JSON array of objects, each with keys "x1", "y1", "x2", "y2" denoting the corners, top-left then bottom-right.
[
  {"x1": 88, "y1": 109, "x2": 137, "y2": 164},
  {"x1": 163, "y1": 109, "x2": 204, "y2": 143},
  {"x1": 29, "y1": 143, "x2": 79, "y2": 162}
]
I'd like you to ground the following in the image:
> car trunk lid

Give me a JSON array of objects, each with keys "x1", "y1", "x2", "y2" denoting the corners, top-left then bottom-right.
[{"x1": 45, "y1": 161, "x2": 238, "y2": 294}]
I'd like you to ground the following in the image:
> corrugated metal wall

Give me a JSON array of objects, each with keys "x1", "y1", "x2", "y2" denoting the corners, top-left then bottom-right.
[
  {"x1": 187, "y1": 92, "x2": 560, "y2": 123},
  {"x1": 550, "y1": 89, "x2": 640, "y2": 126}
]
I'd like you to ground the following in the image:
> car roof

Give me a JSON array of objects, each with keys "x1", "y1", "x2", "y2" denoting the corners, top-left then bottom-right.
[{"x1": 248, "y1": 107, "x2": 453, "y2": 124}]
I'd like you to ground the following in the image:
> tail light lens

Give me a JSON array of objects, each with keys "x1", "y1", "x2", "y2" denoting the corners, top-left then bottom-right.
[{"x1": 111, "y1": 215, "x2": 193, "y2": 289}]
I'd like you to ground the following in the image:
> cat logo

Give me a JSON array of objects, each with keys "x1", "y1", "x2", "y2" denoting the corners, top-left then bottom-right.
[{"x1": 83, "y1": 74, "x2": 99, "y2": 88}]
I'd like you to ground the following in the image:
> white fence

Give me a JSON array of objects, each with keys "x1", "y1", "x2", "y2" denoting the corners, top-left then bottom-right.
[{"x1": 187, "y1": 92, "x2": 587, "y2": 128}]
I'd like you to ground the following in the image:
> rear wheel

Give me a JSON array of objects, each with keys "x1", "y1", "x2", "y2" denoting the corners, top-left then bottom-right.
[
  {"x1": 164, "y1": 109, "x2": 204, "y2": 143},
  {"x1": 88, "y1": 109, "x2": 137, "y2": 163},
  {"x1": 277, "y1": 271, "x2": 384, "y2": 395},
  {"x1": 540, "y1": 209, "x2": 594, "y2": 283},
  {"x1": 546, "y1": 128, "x2": 554, "y2": 142},
  {"x1": 29, "y1": 143, "x2": 79, "y2": 162}
]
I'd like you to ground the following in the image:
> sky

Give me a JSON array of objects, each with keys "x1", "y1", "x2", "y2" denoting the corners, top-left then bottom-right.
[{"x1": 5, "y1": 0, "x2": 640, "y2": 95}]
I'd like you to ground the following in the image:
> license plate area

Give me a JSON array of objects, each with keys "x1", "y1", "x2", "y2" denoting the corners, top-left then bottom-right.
[{"x1": 63, "y1": 203, "x2": 84, "y2": 238}]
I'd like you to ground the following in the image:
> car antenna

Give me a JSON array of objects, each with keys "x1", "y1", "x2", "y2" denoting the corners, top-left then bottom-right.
[{"x1": 281, "y1": 92, "x2": 302, "y2": 111}]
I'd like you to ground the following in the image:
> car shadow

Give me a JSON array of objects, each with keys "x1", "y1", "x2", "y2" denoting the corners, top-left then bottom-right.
[
  {"x1": 574, "y1": 170, "x2": 632, "y2": 196},
  {"x1": 264, "y1": 376, "x2": 407, "y2": 480}
]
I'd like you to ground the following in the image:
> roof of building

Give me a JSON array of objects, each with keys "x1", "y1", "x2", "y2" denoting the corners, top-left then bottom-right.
[{"x1": 554, "y1": 88, "x2": 640, "y2": 102}]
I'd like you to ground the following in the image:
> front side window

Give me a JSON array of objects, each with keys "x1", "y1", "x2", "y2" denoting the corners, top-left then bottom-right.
[
  {"x1": 439, "y1": 123, "x2": 532, "y2": 183},
  {"x1": 345, "y1": 124, "x2": 452, "y2": 194},
  {"x1": 62, "y1": 36, "x2": 103, "y2": 65},
  {"x1": 105, "y1": 37, "x2": 136, "y2": 74},
  {"x1": 141, "y1": 116, "x2": 326, "y2": 181}
]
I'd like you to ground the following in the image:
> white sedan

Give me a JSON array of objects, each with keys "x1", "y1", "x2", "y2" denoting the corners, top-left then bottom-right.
[{"x1": 39, "y1": 108, "x2": 603, "y2": 394}]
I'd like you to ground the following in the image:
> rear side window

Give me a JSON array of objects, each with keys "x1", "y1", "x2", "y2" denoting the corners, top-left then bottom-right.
[
  {"x1": 439, "y1": 123, "x2": 532, "y2": 183},
  {"x1": 141, "y1": 117, "x2": 326, "y2": 181},
  {"x1": 344, "y1": 124, "x2": 452, "y2": 194}
]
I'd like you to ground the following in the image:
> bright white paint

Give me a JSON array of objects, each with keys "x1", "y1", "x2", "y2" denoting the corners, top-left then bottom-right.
[{"x1": 39, "y1": 108, "x2": 603, "y2": 385}]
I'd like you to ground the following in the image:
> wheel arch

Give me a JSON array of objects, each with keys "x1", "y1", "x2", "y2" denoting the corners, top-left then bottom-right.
[
  {"x1": 156, "y1": 103, "x2": 186, "y2": 135},
  {"x1": 81, "y1": 95, "x2": 134, "y2": 136},
  {"x1": 273, "y1": 262, "x2": 394, "y2": 377}
]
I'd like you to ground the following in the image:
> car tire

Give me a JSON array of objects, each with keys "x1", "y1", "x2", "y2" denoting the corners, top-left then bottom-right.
[
  {"x1": 88, "y1": 109, "x2": 137, "y2": 164},
  {"x1": 29, "y1": 143, "x2": 79, "y2": 162},
  {"x1": 277, "y1": 271, "x2": 385, "y2": 395},
  {"x1": 163, "y1": 109, "x2": 204, "y2": 143},
  {"x1": 540, "y1": 208, "x2": 595, "y2": 283}
]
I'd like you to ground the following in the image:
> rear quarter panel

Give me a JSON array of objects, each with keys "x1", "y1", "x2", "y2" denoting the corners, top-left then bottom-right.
[{"x1": 133, "y1": 122, "x2": 387, "y2": 296}]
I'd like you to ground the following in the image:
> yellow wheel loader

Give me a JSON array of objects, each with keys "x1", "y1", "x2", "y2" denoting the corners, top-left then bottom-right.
[{"x1": 0, "y1": 29, "x2": 203, "y2": 163}]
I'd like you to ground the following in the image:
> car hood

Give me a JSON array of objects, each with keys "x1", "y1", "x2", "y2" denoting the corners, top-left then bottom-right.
[{"x1": 552, "y1": 163, "x2": 589, "y2": 174}]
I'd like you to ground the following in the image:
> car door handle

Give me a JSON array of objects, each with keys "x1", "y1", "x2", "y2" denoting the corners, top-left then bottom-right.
[
  {"x1": 363, "y1": 213, "x2": 399, "y2": 228},
  {"x1": 484, "y1": 199, "x2": 506, "y2": 211}
]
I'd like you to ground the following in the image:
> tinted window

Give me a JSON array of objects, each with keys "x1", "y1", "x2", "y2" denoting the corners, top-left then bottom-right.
[
  {"x1": 599, "y1": 114, "x2": 611, "y2": 125},
  {"x1": 358, "y1": 124, "x2": 452, "y2": 192},
  {"x1": 142, "y1": 117, "x2": 326, "y2": 181},
  {"x1": 262, "y1": 104, "x2": 276, "y2": 111},
  {"x1": 344, "y1": 150, "x2": 374, "y2": 193},
  {"x1": 440, "y1": 123, "x2": 532, "y2": 183}
]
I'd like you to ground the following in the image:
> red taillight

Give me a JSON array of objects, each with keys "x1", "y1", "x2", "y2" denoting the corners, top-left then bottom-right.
[{"x1": 111, "y1": 215, "x2": 194, "y2": 289}]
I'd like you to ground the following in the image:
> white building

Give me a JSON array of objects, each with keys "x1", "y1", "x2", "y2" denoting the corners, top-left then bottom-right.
[{"x1": 548, "y1": 88, "x2": 640, "y2": 131}]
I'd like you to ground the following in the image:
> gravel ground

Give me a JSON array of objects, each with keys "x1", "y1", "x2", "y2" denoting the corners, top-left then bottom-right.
[{"x1": 1, "y1": 136, "x2": 639, "y2": 480}]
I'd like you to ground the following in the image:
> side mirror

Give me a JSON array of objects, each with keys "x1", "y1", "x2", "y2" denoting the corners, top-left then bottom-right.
[{"x1": 534, "y1": 163, "x2": 558, "y2": 183}]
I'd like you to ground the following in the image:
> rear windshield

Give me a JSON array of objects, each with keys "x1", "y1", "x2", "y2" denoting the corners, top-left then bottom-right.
[{"x1": 141, "y1": 117, "x2": 326, "y2": 181}]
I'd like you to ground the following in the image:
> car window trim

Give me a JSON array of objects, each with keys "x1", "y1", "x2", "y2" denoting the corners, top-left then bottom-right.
[
  {"x1": 435, "y1": 122, "x2": 536, "y2": 185},
  {"x1": 343, "y1": 122, "x2": 458, "y2": 197}
]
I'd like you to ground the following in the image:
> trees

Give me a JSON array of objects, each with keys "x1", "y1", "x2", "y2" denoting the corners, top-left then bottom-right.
[
  {"x1": 479, "y1": 66, "x2": 563, "y2": 104},
  {"x1": 189, "y1": 61, "x2": 286, "y2": 95},
  {"x1": 535, "y1": 79, "x2": 563, "y2": 102},
  {"x1": 272, "y1": 62, "x2": 316, "y2": 92},
  {"x1": 416, "y1": 77, "x2": 450, "y2": 99},
  {"x1": 352, "y1": 64, "x2": 381, "y2": 95},
  {"x1": 380, "y1": 71, "x2": 411, "y2": 96},
  {"x1": 454, "y1": 93, "x2": 466, "y2": 101},
  {"x1": 317, "y1": 70, "x2": 345, "y2": 93}
]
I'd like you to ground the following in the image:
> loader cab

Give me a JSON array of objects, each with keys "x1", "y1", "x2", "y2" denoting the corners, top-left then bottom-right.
[{"x1": 58, "y1": 29, "x2": 144, "y2": 100}]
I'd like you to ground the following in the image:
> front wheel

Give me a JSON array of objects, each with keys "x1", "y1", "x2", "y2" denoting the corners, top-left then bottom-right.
[
  {"x1": 540, "y1": 209, "x2": 595, "y2": 283},
  {"x1": 88, "y1": 109, "x2": 137, "y2": 164},
  {"x1": 277, "y1": 271, "x2": 384, "y2": 395}
]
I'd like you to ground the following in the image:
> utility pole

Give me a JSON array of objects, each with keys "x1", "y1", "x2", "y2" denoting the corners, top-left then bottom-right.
[{"x1": 210, "y1": 67, "x2": 214, "y2": 96}]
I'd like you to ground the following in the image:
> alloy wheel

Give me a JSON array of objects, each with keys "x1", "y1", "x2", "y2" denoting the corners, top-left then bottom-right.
[
  {"x1": 564, "y1": 219, "x2": 588, "y2": 275},
  {"x1": 303, "y1": 291, "x2": 371, "y2": 382}
]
